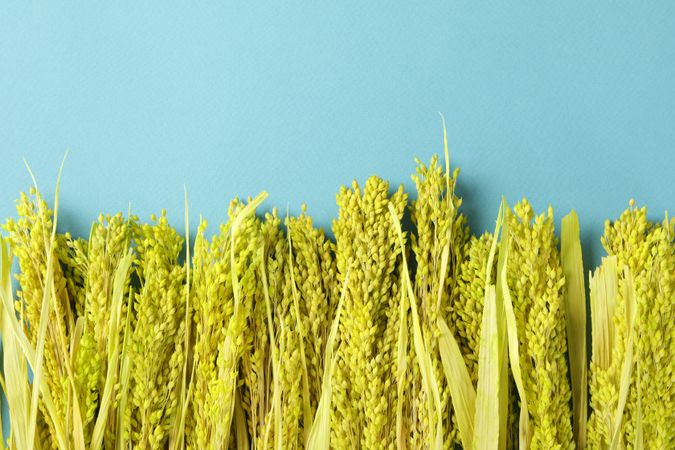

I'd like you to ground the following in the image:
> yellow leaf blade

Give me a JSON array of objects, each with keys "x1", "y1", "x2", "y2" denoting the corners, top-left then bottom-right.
[
  {"x1": 561, "y1": 210, "x2": 587, "y2": 450},
  {"x1": 438, "y1": 317, "x2": 476, "y2": 450},
  {"x1": 474, "y1": 285, "x2": 500, "y2": 450}
]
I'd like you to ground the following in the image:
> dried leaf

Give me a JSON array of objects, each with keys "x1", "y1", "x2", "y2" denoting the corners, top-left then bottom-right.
[{"x1": 561, "y1": 210, "x2": 587, "y2": 450}]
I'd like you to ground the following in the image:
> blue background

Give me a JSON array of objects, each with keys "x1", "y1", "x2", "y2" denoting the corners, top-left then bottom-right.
[{"x1": 1, "y1": 1, "x2": 674, "y2": 439}]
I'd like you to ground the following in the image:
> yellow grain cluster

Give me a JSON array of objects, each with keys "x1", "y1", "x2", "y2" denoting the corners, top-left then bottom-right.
[
  {"x1": 587, "y1": 202, "x2": 675, "y2": 449},
  {"x1": 331, "y1": 177, "x2": 407, "y2": 450},
  {"x1": 64, "y1": 213, "x2": 132, "y2": 444},
  {"x1": 4, "y1": 190, "x2": 72, "y2": 446},
  {"x1": 408, "y1": 155, "x2": 468, "y2": 449},
  {"x1": 286, "y1": 208, "x2": 337, "y2": 408},
  {"x1": 126, "y1": 211, "x2": 186, "y2": 449},
  {"x1": 188, "y1": 197, "x2": 263, "y2": 449},
  {"x1": 504, "y1": 200, "x2": 575, "y2": 449},
  {"x1": 453, "y1": 233, "x2": 494, "y2": 385}
]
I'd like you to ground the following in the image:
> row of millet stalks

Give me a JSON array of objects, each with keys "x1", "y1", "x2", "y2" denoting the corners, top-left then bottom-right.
[{"x1": 0, "y1": 149, "x2": 672, "y2": 450}]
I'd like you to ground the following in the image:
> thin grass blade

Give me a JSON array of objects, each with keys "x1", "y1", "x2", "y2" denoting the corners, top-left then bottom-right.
[
  {"x1": 561, "y1": 210, "x2": 587, "y2": 450},
  {"x1": 437, "y1": 317, "x2": 476, "y2": 450},
  {"x1": 473, "y1": 285, "x2": 500, "y2": 450},
  {"x1": 395, "y1": 280, "x2": 409, "y2": 450},
  {"x1": 1, "y1": 239, "x2": 31, "y2": 449},
  {"x1": 90, "y1": 251, "x2": 134, "y2": 449}
]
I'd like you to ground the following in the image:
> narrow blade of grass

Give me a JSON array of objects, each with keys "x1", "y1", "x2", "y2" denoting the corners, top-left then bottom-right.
[
  {"x1": 493, "y1": 199, "x2": 510, "y2": 450},
  {"x1": 472, "y1": 201, "x2": 505, "y2": 450},
  {"x1": 437, "y1": 317, "x2": 476, "y2": 450},
  {"x1": 170, "y1": 186, "x2": 193, "y2": 450},
  {"x1": 234, "y1": 390, "x2": 250, "y2": 450},
  {"x1": 473, "y1": 284, "x2": 500, "y2": 450},
  {"x1": 396, "y1": 280, "x2": 409, "y2": 450},
  {"x1": 561, "y1": 210, "x2": 587, "y2": 450},
  {"x1": 1, "y1": 239, "x2": 31, "y2": 449},
  {"x1": 90, "y1": 251, "x2": 134, "y2": 448},
  {"x1": 590, "y1": 257, "x2": 617, "y2": 372}
]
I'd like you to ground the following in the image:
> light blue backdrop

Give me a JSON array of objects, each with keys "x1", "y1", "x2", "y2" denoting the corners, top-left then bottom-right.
[{"x1": 1, "y1": 1, "x2": 674, "y2": 440}]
